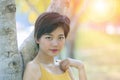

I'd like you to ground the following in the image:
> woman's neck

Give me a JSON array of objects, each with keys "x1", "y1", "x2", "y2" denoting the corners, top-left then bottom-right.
[{"x1": 34, "y1": 50, "x2": 55, "y2": 65}]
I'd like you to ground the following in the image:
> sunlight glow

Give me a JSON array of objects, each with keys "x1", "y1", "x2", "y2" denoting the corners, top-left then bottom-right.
[
  {"x1": 85, "y1": 0, "x2": 118, "y2": 23},
  {"x1": 93, "y1": 0, "x2": 108, "y2": 14}
]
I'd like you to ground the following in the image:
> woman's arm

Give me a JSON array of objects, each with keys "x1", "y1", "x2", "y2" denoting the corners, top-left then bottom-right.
[
  {"x1": 60, "y1": 58, "x2": 87, "y2": 80},
  {"x1": 77, "y1": 63, "x2": 87, "y2": 80},
  {"x1": 67, "y1": 67, "x2": 75, "y2": 80}
]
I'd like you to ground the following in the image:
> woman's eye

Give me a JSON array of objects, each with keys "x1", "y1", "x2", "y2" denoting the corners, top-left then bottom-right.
[
  {"x1": 59, "y1": 37, "x2": 65, "y2": 40},
  {"x1": 45, "y1": 37, "x2": 52, "y2": 40}
]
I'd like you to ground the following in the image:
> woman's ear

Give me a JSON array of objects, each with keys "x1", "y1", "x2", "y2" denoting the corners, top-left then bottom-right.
[{"x1": 35, "y1": 39, "x2": 40, "y2": 44}]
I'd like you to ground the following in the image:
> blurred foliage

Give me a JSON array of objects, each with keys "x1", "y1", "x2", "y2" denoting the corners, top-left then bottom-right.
[
  {"x1": 75, "y1": 27, "x2": 120, "y2": 49},
  {"x1": 16, "y1": 0, "x2": 86, "y2": 25},
  {"x1": 16, "y1": 0, "x2": 50, "y2": 24},
  {"x1": 74, "y1": 27, "x2": 120, "y2": 80},
  {"x1": 79, "y1": 0, "x2": 120, "y2": 24}
]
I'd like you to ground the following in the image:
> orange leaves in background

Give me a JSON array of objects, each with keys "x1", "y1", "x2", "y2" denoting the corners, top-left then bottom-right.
[{"x1": 79, "y1": 0, "x2": 120, "y2": 23}]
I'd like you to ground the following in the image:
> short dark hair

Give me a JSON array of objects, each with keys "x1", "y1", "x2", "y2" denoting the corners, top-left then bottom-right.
[{"x1": 34, "y1": 12, "x2": 70, "y2": 42}]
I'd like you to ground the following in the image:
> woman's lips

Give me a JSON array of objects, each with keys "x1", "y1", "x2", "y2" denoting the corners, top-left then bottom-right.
[{"x1": 50, "y1": 49, "x2": 58, "y2": 53}]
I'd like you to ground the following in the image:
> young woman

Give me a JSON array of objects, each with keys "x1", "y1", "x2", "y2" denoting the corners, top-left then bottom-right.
[{"x1": 23, "y1": 12, "x2": 87, "y2": 80}]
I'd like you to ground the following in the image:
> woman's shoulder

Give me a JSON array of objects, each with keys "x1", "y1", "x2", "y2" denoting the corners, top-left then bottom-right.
[
  {"x1": 23, "y1": 61, "x2": 41, "y2": 80},
  {"x1": 26, "y1": 60, "x2": 40, "y2": 70}
]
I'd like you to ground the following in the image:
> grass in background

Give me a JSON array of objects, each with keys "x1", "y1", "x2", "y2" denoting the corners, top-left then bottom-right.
[{"x1": 74, "y1": 28, "x2": 120, "y2": 80}]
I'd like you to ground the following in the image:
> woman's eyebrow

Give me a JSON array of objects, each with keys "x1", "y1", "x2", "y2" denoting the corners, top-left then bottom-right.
[
  {"x1": 58, "y1": 34, "x2": 64, "y2": 36},
  {"x1": 44, "y1": 33, "x2": 64, "y2": 36},
  {"x1": 44, "y1": 33, "x2": 53, "y2": 36}
]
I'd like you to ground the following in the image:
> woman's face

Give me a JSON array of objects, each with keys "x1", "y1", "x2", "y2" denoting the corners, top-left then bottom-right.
[{"x1": 36, "y1": 27, "x2": 66, "y2": 57}]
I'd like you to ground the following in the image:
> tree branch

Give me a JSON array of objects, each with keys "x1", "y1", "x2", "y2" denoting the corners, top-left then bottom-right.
[{"x1": 25, "y1": 0, "x2": 39, "y2": 15}]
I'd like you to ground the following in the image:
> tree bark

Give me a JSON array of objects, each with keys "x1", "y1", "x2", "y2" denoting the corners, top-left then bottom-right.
[
  {"x1": 47, "y1": 0, "x2": 70, "y2": 15},
  {"x1": 0, "y1": 0, "x2": 23, "y2": 80}
]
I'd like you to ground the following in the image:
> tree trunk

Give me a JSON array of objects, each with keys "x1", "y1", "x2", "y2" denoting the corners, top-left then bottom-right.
[{"x1": 0, "y1": 0, "x2": 22, "y2": 80}]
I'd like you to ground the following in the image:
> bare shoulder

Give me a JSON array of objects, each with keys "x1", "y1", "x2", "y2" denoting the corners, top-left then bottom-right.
[
  {"x1": 25, "y1": 61, "x2": 40, "y2": 73},
  {"x1": 23, "y1": 61, "x2": 41, "y2": 80}
]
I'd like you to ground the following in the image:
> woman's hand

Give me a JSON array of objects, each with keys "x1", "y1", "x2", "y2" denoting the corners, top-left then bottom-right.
[
  {"x1": 60, "y1": 58, "x2": 84, "y2": 71},
  {"x1": 60, "y1": 58, "x2": 87, "y2": 80}
]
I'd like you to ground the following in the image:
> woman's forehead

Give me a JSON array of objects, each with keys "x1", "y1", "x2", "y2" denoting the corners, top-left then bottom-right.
[{"x1": 44, "y1": 27, "x2": 65, "y2": 36}]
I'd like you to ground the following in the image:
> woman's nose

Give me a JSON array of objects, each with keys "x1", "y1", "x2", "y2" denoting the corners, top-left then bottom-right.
[{"x1": 52, "y1": 40, "x2": 59, "y2": 46}]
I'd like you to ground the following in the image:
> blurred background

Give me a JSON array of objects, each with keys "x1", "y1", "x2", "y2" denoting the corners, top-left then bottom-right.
[{"x1": 16, "y1": 0, "x2": 120, "y2": 80}]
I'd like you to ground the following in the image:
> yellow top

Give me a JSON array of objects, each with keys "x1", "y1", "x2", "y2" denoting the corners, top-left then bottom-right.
[{"x1": 39, "y1": 64, "x2": 72, "y2": 80}]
